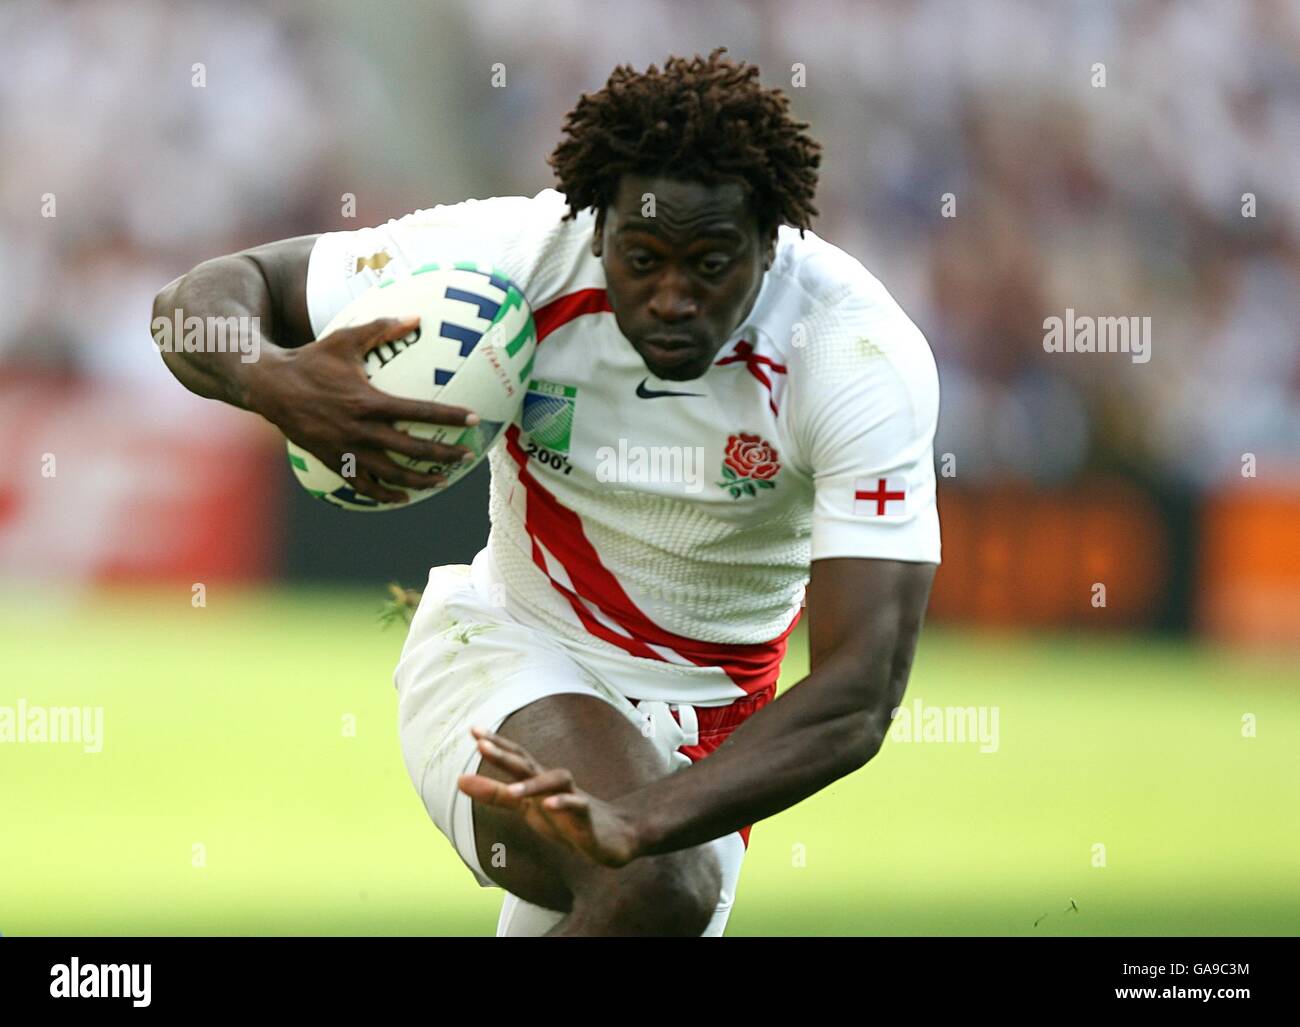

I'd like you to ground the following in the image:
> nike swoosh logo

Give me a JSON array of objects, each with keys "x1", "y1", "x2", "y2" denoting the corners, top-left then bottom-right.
[{"x1": 636, "y1": 379, "x2": 706, "y2": 399}]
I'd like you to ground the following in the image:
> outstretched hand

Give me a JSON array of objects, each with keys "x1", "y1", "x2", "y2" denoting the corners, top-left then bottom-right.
[{"x1": 457, "y1": 726, "x2": 642, "y2": 869}]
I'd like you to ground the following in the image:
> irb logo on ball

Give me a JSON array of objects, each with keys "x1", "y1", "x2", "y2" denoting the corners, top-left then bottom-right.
[{"x1": 288, "y1": 262, "x2": 536, "y2": 511}]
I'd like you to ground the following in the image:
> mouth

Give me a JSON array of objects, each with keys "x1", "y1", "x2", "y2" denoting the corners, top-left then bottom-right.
[{"x1": 640, "y1": 335, "x2": 702, "y2": 369}]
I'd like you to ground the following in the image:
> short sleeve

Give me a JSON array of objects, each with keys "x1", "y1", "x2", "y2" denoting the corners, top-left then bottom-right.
[
  {"x1": 304, "y1": 192, "x2": 561, "y2": 338},
  {"x1": 788, "y1": 274, "x2": 941, "y2": 565}
]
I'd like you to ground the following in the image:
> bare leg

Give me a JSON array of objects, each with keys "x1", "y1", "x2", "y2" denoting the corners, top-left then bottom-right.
[{"x1": 471, "y1": 693, "x2": 722, "y2": 937}]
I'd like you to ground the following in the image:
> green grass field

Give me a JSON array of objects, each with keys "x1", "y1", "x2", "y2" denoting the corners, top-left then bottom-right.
[{"x1": 1, "y1": 585, "x2": 1297, "y2": 936}]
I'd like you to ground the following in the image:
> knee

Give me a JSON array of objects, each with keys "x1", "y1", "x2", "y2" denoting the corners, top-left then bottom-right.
[{"x1": 592, "y1": 848, "x2": 723, "y2": 937}]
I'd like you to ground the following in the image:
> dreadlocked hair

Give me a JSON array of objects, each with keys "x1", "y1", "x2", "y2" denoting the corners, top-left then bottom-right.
[{"x1": 547, "y1": 47, "x2": 822, "y2": 242}]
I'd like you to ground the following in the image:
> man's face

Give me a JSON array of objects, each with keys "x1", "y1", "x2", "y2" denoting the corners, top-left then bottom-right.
[{"x1": 593, "y1": 173, "x2": 774, "y2": 381}]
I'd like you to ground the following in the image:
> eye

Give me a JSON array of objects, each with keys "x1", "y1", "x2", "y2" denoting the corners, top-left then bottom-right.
[
  {"x1": 626, "y1": 250, "x2": 657, "y2": 271},
  {"x1": 698, "y1": 255, "x2": 731, "y2": 276}
]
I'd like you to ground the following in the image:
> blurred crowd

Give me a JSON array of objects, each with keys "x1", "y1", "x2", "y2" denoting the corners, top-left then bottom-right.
[{"x1": 3, "y1": 0, "x2": 1298, "y2": 489}]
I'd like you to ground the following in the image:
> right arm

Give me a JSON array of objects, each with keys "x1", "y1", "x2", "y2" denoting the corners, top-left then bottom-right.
[
  {"x1": 152, "y1": 235, "x2": 479, "y2": 504},
  {"x1": 152, "y1": 235, "x2": 316, "y2": 408}
]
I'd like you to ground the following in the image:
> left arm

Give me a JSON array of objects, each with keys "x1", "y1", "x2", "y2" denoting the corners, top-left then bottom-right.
[{"x1": 614, "y1": 555, "x2": 935, "y2": 857}]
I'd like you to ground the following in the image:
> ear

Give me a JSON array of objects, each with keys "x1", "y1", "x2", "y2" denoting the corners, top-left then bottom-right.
[{"x1": 591, "y1": 209, "x2": 606, "y2": 258}]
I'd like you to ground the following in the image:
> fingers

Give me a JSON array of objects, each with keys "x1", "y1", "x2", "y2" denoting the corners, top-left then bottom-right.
[
  {"x1": 352, "y1": 468, "x2": 411, "y2": 506},
  {"x1": 473, "y1": 729, "x2": 530, "y2": 759},
  {"x1": 366, "y1": 395, "x2": 480, "y2": 430},
  {"x1": 359, "y1": 423, "x2": 474, "y2": 466},
  {"x1": 349, "y1": 315, "x2": 422, "y2": 351},
  {"x1": 474, "y1": 734, "x2": 547, "y2": 781},
  {"x1": 456, "y1": 770, "x2": 583, "y2": 821},
  {"x1": 506, "y1": 767, "x2": 577, "y2": 800},
  {"x1": 471, "y1": 729, "x2": 558, "y2": 782},
  {"x1": 296, "y1": 450, "x2": 432, "y2": 504},
  {"x1": 467, "y1": 727, "x2": 580, "y2": 802},
  {"x1": 290, "y1": 439, "x2": 415, "y2": 504},
  {"x1": 541, "y1": 793, "x2": 589, "y2": 815},
  {"x1": 457, "y1": 773, "x2": 525, "y2": 808},
  {"x1": 298, "y1": 433, "x2": 460, "y2": 503},
  {"x1": 355, "y1": 450, "x2": 448, "y2": 491},
  {"x1": 321, "y1": 453, "x2": 440, "y2": 504}
]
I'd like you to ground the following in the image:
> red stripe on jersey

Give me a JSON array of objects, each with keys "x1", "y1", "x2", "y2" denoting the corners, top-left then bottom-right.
[
  {"x1": 532, "y1": 288, "x2": 612, "y2": 343},
  {"x1": 715, "y1": 339, "x2": 787, "y2": 416},
  {"x1": 504, "y1": 425, "x2": 798, "y2": 696}
]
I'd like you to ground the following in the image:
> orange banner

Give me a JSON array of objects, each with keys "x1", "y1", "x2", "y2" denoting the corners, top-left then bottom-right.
[{"x1": 929, "y1": 479, "x2": 1169, "y2": 628}]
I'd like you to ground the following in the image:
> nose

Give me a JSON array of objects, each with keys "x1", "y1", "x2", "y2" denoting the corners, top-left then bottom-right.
[{"x1": 647, "y1": 268, "x2": 699, "y2": 324}]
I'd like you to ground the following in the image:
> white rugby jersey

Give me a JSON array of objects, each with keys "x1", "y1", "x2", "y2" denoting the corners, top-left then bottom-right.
[{"x1": 305, "y1": 188, "x2": 940, "y2": 703}]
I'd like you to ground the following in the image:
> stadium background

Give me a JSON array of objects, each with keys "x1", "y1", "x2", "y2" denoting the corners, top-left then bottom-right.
[{"x1": 1, "y1": 0, "x2": 1297, "y2": 935}]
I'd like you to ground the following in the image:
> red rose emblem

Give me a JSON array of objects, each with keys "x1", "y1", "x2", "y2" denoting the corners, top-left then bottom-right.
[
  {"x1": 724, "y1": 433, "x2": 781, "y2": 479},
  {"x1": 719, "y1": 433, "x2": 781, "y2": 498}
]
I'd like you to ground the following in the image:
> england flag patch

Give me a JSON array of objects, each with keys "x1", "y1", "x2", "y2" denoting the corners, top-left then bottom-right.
[{"x1": 853, "y1": 476, "x2": 908, "y2": 517}]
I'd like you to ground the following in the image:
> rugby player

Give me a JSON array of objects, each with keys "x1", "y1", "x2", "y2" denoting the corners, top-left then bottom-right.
[{"x1": 152, "y1": 48, "x2": 941, "y2": 936}]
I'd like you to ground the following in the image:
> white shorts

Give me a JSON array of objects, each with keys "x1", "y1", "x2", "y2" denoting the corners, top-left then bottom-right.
[{"x1": 393, "y1": 558, "x2": 769, "y2": 936}]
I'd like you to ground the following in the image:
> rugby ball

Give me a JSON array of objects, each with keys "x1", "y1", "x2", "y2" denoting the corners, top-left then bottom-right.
[{"x1": 287, "y1": 262, "x2": 536, "y2": 511}]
